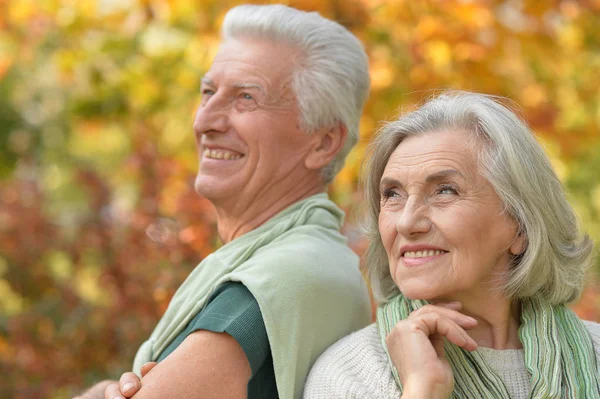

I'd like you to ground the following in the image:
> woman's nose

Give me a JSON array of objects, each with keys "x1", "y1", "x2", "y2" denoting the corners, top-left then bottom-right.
[{"x1": 395, "y1": 197, "x2": 432, "y2": 237}]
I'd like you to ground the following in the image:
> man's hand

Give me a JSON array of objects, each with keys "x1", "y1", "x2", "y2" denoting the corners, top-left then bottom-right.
[
  {"x1": 73, "y1": 380, "x2": 114, "y2": 399},
  {"x1": 103, "y1": 362, "x2": 158, "y2": 399},
  {"x1": 72, "y1": 363, "x2": 157, "y2": 399}
]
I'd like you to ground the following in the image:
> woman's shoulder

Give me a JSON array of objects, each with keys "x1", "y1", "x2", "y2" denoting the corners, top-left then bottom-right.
[
  {"x1": 309, "y1": 323, "x2": 386, "y2": 367},
  {"x1": 582, "y1": 320, "x2": 600, "y2": 356},
  {"x1": 303, "y1": 323, "x2": 399, "y2": 398}
]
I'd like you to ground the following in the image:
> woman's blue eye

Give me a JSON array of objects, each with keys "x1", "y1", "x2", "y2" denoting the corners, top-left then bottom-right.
[
  {"x1": 438, "y1": 186, "x2": 458, "y2": 195},
  {"x1": 382, "y1": 188, "x2": 398, "y2": 198}
]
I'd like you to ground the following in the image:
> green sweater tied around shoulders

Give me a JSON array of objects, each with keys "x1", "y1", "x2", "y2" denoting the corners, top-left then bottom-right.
[
  {"x1": 377, "y1": 294, "x2": 600, "y2": 398},
  {"x1": 133, "y1": 193, "x2": 371, "y2": 399}
]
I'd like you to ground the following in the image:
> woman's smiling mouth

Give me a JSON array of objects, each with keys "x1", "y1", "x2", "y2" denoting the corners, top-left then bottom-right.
[{"x1": 400, "y1": 248, "x2": 449, "y2": 266}]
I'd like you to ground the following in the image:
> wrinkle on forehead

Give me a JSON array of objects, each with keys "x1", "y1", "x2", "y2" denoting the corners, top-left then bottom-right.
[
  {"x1": 215, "y1": 39, "x2": 299, "y2": 87},
  {"x1": 383, "y1": 130, "x2": 482, "y2": 183},
  {"x1": 206, "y1": 44, "x2": 299, "y2": 111}
]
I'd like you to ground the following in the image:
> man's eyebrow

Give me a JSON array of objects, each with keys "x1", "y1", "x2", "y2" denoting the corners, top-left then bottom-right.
[
  {"x1": 425, "y1": 169, "x2": 465, "y2": 182},
  {"x1": 232, "y1": 82, "x2": 266, "y2": 94},
  {"x1": 200, "y1": 78, "x2": 266, "y2": 95}
]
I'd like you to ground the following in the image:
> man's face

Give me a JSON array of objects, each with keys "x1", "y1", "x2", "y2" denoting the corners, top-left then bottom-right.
[{"x1": 193, "y1": 39, "x2": 317, "y2": 209}]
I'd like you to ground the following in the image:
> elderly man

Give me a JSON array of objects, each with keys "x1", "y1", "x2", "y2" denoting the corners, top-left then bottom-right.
[{"x1": 76, "y1": 4, "x2": 371, "y2": 399}]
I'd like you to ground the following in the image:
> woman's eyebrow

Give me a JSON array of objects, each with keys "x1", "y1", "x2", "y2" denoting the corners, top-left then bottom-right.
[
  {"x1": 380, "y1": 177, "x2": 403, "y2": 189},
  {"x1": 425, "y1": 169, "x2": 465, "y2": 183}
]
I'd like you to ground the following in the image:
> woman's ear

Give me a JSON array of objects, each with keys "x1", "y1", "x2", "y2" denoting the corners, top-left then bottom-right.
[
  {"x1": 304, "y1": 122, "x2": 347, "y2": 171},
  {"x1": 510, "y1": 230, "x2": 527, "y2": 256}
]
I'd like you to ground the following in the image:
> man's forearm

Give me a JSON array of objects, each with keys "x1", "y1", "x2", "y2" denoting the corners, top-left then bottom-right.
[{"x1": 73, "y1": 380, "x2": 115, "y2": 399}]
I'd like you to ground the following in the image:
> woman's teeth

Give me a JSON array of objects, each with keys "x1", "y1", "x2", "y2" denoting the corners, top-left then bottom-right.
[
  {"x1": 403, "y1": 250, "x2": 445, "y2": 258},
  {"x1": 203, "y1": 149, "x2": 242, "y2": 160}
]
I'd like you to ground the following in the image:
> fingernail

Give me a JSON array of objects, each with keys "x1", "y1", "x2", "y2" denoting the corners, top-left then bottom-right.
[
  {"x1": 123, "y1": 383, "x2": 134, "y2": 392},
  {"x1": 112, "y1": 396, "x2": 124, "y2": 399}
]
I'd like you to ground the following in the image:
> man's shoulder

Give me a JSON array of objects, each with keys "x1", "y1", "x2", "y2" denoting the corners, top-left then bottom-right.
[{"x1": 249, "y1": 221, "x2": 361, "y2": 284}]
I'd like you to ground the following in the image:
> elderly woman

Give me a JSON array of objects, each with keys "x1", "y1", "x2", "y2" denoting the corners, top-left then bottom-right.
[{"x1": 304, "y1": 91, "x2": 600, "y2": 398}]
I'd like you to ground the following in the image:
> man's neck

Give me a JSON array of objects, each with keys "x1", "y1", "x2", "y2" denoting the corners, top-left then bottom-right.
[{"x1": 214, "y1": 181, "x2": 326, "y2": 243}]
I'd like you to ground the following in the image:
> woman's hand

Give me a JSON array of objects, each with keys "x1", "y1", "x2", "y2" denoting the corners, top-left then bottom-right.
[
  {"x1": 385, "y1": 302, "x2": 478, "y2": 399},
  {"x1": 103, "y1": 362, "x2": 157, "y2": 399}
]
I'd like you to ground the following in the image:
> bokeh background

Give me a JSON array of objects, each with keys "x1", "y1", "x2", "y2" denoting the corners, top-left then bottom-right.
[{"x1": 1, "y1": 0, "x2": 599, "y2": 397}]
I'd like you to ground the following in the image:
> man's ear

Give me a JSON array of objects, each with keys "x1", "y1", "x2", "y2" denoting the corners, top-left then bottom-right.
[{"x1": 304, "y1": 122, "x2": 347, "y2": 171}]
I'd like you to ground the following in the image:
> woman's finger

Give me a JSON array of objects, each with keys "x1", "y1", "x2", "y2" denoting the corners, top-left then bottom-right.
[
  {"x1": 431, "y1": 301, "x2": 462, "y2": 311},
  {"x1": 417, "y1": 312, "x2": 478, "y2": 351},
  {"x1": 410, "y1": 304, "x2": 478, "y2": 330}
]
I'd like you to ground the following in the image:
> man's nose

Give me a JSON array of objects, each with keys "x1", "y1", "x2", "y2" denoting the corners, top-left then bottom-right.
[
  {"x1": 193, "y1": 97, "x2": 230, "y2": 137},
  {"x1": 395, "y1": 197, "x2": 432, "y2": 237}
]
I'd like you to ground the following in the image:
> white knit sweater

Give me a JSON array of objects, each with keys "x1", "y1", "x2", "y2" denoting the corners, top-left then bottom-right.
[{"x1": 304, "y1": 321, "x2": 600, "y2": 398}]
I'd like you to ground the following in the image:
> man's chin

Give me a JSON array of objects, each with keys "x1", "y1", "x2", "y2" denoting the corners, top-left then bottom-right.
[{"x1": 194, "y1": 176, "x2": 231, "y2": 203}]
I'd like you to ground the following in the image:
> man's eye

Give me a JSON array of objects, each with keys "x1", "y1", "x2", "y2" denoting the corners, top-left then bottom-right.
[
  {"x1": 241, "y1": 93, "x2": 254, "y2": 100},
  {"x1": 201, "y1": 89, "x2": 215, "y2": 96}
]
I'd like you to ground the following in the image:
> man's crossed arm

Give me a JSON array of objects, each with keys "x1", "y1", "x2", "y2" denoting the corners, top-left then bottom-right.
[{"x1": 74, "y1": 331, "x2": 250, "y2": 399}]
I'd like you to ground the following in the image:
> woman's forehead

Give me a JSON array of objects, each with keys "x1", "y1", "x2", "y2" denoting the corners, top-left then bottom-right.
[{"x1": 383, "y1": 130, "x2": 480, "y2": 178}]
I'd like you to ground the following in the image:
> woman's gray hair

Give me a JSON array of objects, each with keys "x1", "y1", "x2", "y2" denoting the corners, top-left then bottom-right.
[
  {"x1": 364, "y1": 91, "x2": 594, "y2": 305},
  {"x1": 222, "y1": 4, "x2": 370, "y2": 183}
]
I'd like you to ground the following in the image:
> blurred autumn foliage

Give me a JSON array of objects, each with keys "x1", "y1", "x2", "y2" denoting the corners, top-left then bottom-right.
[{"x1": 1, "y1": 0, "x2": 599, "y2": 397}]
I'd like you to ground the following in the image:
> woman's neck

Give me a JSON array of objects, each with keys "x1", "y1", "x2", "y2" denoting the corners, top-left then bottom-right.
[{"x1": 450, "y1": 293, "x2": 522, "y2": 350}]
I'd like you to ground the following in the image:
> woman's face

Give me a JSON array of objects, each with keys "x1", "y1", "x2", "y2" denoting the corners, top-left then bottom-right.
[{"x1": 378, "y1": 129, "x2": 525, "y2": 302}]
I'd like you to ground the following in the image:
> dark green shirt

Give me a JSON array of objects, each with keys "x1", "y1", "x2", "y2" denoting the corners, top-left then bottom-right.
[{"x1": 156, "y1": 281, "x2": 279, "y2": 398}]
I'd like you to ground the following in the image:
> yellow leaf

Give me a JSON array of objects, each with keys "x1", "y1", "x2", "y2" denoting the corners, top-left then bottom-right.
[
  {"x1": 370, "y1": 61, "x2": 394, "y2": 90},
  {"x1": 75, "y1": 266, "x2": 110, "y2": 306},
  {"x1": 424, "y1": 40, "x2": 452, "y2": 71},
  {"x1": 520, "y1": 84, "x2": 547, "y2": 108},
  {"x1": 0, "y1": 279, "x2": 24, "y2": 316},
  {"x1": 558, "y1": 25, "x2": 583, "y2": 50}
]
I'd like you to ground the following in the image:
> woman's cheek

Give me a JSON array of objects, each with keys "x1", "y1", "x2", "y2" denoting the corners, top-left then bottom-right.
[{"x1": 379, "y1": 210, "x2": 394, "y2": 248}]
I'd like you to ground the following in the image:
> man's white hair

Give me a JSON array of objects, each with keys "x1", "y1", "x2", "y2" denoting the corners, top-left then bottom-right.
[
  {"x1": 363, "y1": 91, "x2": 594, "y2": 305},
  {"x1": 222, "y1": 4, "x2": 370, "y2": 183}
]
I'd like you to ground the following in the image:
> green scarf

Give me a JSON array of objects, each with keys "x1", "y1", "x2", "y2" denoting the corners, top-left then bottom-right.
[
  {"x1": 376, "y1": 295, "x2": 600, "y2": 398},
  {"x1": 133, "y1": 193, "x2": 371, "y2": 399}
]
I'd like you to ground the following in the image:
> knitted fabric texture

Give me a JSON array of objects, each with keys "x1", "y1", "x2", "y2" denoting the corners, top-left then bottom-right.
[
  {"x1": 132, "y1": 193, "x2": 372, "y2": 399},
  {"x1": 303, "y1": 322, "x2": 600, "y2": 399},
  {"x1": 376, "y1": 295, "x2": 600, "y2": 398}
]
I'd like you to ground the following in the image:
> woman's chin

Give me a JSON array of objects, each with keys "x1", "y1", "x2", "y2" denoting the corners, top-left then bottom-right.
[
  {"x1": 399, "y1": 283, "x2": 455, "y2": 302},
  {"x1": 400, "y1": 288, "x2": 438, "y2": 302}
]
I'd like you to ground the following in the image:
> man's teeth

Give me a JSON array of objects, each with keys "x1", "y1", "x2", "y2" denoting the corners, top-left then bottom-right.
[
  {"x1": 203, "y1": 149, "x2": 242, "y2": 160},
  {"x1": 403, "y1": 250, "x2": 445, "y2": 258}
]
